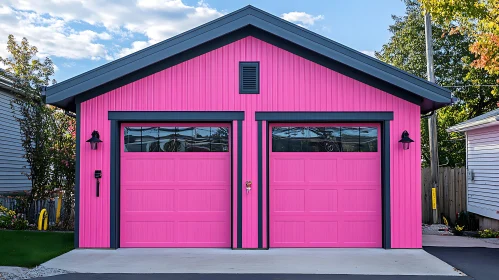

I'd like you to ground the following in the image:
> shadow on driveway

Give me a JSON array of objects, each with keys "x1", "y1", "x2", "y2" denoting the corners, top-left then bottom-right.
[{"x1": 424, "y1": 246, "x2": 499, "y2": 280}]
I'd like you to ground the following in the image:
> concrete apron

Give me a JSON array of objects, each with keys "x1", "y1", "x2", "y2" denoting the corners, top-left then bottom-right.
[{"x1": 42, "y1": 248, "x2": 463, "y2": 276}]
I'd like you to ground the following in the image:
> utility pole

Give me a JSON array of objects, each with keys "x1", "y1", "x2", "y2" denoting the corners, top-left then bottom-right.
[{"x1": 424, "y1": 12, "x2": 439, "y2": 224}]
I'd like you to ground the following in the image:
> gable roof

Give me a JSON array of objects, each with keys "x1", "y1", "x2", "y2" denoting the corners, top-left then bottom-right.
[
  {"x1": 447, "y1": 108, "x2": 499, "y2": 132},
  {"x1": 45, "y1": 5, "x2": 452, "y2": 112}
]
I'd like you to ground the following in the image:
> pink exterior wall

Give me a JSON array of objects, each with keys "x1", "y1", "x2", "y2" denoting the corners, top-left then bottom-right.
[{"x1": 79, "y1": 36, "x2": 422, "y2": 249}]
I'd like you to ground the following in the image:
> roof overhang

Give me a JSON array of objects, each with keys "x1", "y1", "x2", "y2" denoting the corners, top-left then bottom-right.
[
  {"x1": 45, "y1": 5, "x2": 452, "y2": 113},
  {"x1": 447, "y1": 111, "x2": 499, "y2": 133}
]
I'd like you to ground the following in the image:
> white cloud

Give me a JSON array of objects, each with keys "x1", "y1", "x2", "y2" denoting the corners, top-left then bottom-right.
[
  {"x1": 0, "y1": 4, "x2": 112, "y2": 61},
  {"x1": 1, "y1": 0, "x2": 224, "y2": 61},
  {"x1": 360, "y1": 50, "x2": 376, "y2": 57},
  {"x1": 117, "y1": 41, "x2": 150, "y2": 58},
  {"x1": 281, "y1": 11, "x2": 324, "y2": 27}
]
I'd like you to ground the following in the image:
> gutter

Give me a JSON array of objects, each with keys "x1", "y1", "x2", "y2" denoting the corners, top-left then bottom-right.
[{"x1": 447, "y1": 116, "x2": 499, "y2": 132}]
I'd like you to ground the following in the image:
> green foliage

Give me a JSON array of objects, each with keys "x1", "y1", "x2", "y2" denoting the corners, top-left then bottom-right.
[
  {"x1": 376, "y1": 0, "x2": 499, "y2": 167},
  {"x1": 478, "y1": 229, "x2": 499, "y2": 238},
  {"x1": 0, "y1": 205, "x2": 29, "y2": 230},
  {"x1": 0, "y1": 35, "x2": 75, "y2": 229},
  {"x1": 420, "y1": 0, "x2": 499, "y2": 78}
]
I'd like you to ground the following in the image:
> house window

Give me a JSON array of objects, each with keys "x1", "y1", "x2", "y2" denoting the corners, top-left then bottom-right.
[
  {"x1": 124, "y1": 126, "x2": 229, "y2": 152},
  {"x1": 272, "y1": 126, "x2": 378, "y2": 152},
  {"x1": 239, "y1": 62, "x2": 259, "y2": 94}
]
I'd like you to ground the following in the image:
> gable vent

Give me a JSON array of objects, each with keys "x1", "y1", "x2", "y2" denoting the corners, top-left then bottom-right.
[{"x1": 239, "y1": 62, "x2": 260, "y2": 94}]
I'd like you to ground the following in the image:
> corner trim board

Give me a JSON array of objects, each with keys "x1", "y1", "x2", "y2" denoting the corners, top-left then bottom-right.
[
  {"x1": 74, "y1": 102, "x2": 80, "y2": 249},
  {"x1": 257, "y1": 120, "x2": 263, "y2": 248},
  {"x1": 382, "y1": 120, "x2": 391, "y2": 249},
  {"x1": 237, "y1": 120, "x2": 243, "y2": 248}
]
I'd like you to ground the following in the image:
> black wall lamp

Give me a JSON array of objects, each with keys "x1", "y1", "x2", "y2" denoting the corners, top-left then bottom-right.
[
  {"x1": 399, "y1": 130, "x2": 414, "y2": 150},
  {"x1": 86, "y1": 130, "x2": 102, "y2": 150}
]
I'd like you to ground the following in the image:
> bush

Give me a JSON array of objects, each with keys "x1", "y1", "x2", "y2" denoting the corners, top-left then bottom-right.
[
  {"x1": 0, "y1": 204, "x2": 29, "y2": 230},
  {"x1": 478, "y1": 229, "x2": 499, "y2": 238},
  {"x1": 455, "y1": 211, "x2": 479, "y2": 231}
]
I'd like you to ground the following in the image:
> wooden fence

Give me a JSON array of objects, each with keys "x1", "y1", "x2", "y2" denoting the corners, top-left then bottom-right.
[
  {"x1": 0, "y1": 196, "x2": 61, "y2": 225},
  {"x1": 422, "y1": 167, "x2": 467, "y2": 224}
]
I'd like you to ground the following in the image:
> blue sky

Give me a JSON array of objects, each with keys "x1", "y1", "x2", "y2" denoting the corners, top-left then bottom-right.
[{"x1": 0, "y1": 0, "x2": 406, "y2": 83}]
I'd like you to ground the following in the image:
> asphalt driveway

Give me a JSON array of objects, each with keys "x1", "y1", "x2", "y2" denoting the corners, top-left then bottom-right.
[{"x1": 424, "y1": 247, "x2": 499, "y2": 280}]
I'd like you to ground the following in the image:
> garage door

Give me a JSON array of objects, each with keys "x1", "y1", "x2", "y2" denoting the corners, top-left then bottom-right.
[
  {"x1": 120, "y1": 124, "x2": 231, "y2": 248},
  {"x1": 269, "y1": 124, "x2": 381, "y2": 248}
]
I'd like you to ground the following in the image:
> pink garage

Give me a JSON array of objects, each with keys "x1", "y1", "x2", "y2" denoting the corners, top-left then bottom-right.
[{"x1": 45, "y1": 6, "x2": 451, "y2": 249}]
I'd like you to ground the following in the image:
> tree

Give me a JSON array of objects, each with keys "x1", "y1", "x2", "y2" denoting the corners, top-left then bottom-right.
[
  {"x1": 419, "y1": 0, "x2": 499, "y2": 81},
  {"x1": 0, "y1": 35, "x2": 76, "y2": 228},
  {"x1": 0, "y1": 35, "x2": 55, "y2": 202},
  {"x1": 376, "y1": 0, "x2": 499, "y2": 167},
  {"x1": 50, "y1": 110, "x2": 76, "y2": 228}
]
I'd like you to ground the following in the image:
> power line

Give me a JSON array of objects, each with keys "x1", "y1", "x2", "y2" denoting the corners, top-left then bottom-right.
[{"x1": 443, "y1": 84, "x2": 499, "y2": 88}]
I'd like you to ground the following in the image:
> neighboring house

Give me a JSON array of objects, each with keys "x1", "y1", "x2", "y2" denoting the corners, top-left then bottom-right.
[
  {"x1": 45, "y1": 6, "x2": 452, "y2": 249},
  {"x1": 0, "y1": 73, "x2": 31, "y2": 194},
  {"x1": 447, "y1": 108, "x2": 499, "y2": 230}
]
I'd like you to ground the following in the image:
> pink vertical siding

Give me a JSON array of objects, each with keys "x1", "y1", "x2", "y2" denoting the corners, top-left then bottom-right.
[{"x1": 79, "y1": 36, "x2": 421, "y2": 248}]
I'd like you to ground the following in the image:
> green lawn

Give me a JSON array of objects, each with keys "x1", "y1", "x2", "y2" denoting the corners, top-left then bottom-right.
[{"x1": 0, "y1": 230, "x2": 74, "y2": 267}]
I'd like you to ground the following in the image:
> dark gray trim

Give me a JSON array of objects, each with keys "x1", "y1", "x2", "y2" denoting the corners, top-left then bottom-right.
[
  {"x1": 382, "y1": 120, "x2": 391, "y2": 249},
  {"x1": 258, "y1": 111, "x2": 392, "y2": 249},
  {"x1": 237, "y1": 120, "x2": 243, "y2": 248},
  {"x1": 108, "y1": 111, "x2": 244, "y2": 121},
  {"x1": 265, "y1": 121, "x2": 270, "y2": 249},
  {"x1": 257, "y1": 120, "x2": 263, "y2": 248},
  {"x1": 109, "y1": 112, "x2": 244, "y2": 249},
  {"x1": 255, "y1": 112, "x2": 394, "y2": 122},
  {"x1": 74, "y1": 102, "x2": 80, "y2": 249},
  {"x1": 239, "y1": 62, "x2": 260, "y2": 94},
  {"x1": 110, "y1": 120, "x2": 119, "y2": 249},
  {"x1": 45, "y1": 6, "x2": 451, "y2": 112}
]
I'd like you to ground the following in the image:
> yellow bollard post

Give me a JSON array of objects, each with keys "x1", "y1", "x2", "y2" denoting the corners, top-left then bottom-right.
[
  {"x1": 38, "y1": 209, "x2": 48, "y2": 231},
  {"x1": 56, "y1": 193, "x2": 63, "y2": 224}
]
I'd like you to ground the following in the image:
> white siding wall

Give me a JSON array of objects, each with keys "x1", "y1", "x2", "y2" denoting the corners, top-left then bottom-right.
[
  {"x1": 0, "y1": 89, "x2": 31, "y2": 193},
  {"x1": 467, "y1": 125, "x2": 499, "y2": 220}
]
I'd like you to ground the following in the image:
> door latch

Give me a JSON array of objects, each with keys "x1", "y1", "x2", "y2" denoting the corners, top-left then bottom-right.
[{"x1": 245, "y1": 181, "x2": 252, "y2": 194}]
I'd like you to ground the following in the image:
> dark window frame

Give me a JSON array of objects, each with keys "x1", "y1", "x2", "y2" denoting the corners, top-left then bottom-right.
[
  {"x1": 271, "y1": 126, "x2": 378, "y2": 152},
  {"x1": 124, "y1": 126, "x2": 230, "y2": 152}
]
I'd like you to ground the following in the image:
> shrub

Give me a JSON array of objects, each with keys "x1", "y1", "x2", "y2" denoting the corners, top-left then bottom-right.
[
  {"x1": 0, "y1": 204, "x2": 29, "y2": 230},
  {"x1": 455, "y1": 211, "x2": 479, "y2": 231},
  {"x1": 478, "y1": 229, "x2": 499, "y2": 238}
]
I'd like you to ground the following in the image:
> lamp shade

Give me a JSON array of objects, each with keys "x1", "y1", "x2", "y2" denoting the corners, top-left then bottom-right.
[
  {"x1": 86, "y1": 130, "x2": 102, "y2": 150},
  {"x1": 399, "y1": 130, "x2": 414, "y2": 150}
]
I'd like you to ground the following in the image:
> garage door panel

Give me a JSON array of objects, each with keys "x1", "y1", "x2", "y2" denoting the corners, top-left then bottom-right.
[
  {"x1": 177, "y1": 189, "x2": 229, "y2": 212},
  {"x1": 122, "y1": 158, "x2": 176, "y2": 182},
  {"x1": 270, "y1": 124, "x2": 381, "y2": 248},
  {"x1": 307, "y1": 221, "x2": 338, "y2": 244},
  {"x1": 306, "y1": 189, "x2": 338, "y2": 212},
  {"x1": 124, "y1": 189, "x2": 175, "y2": 212},
  {"x1": 272, "y1": 158, "x2": 306, "y2": 182},
  {"x1": 176, "y1": 157, "x2": 230, "y2": 183},
  {"x1": 123, "y1": 221, "x2": 175, "y2": 243},
  {"x1": 120, "y1": 123, "x2": 231, "y2": 248},
  {"x1": 342, "y1": 189, "x2": 381, "y2": 212},
  {"x1": 306, "y1": 159, "x2": 338, "y2": 182}
]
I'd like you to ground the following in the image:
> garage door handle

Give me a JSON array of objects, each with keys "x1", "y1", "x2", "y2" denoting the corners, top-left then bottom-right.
[{"x1": 245, "y1": 181, "x2": 252, "y2": 194}]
